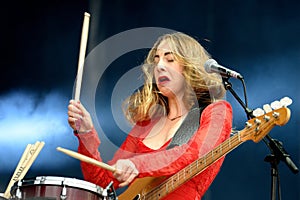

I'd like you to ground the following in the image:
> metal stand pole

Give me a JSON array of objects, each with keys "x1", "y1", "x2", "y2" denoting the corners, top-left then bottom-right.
[{"x1": 222, "y1": 77, "x2": 298, "y2": 200}]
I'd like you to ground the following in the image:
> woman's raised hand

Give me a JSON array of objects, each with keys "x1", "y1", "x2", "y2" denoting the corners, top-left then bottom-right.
[{"x1": 67, "y1": 100, "x2": 93, "y2": 133}]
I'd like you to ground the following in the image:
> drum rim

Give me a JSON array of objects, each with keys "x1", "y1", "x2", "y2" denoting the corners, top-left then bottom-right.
[{"x1": 14, "y1": 176, "x2": 104, "y2": 195}]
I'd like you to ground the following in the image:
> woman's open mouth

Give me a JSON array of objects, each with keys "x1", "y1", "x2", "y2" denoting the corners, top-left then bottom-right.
[{"x1": 158, "y1": 76, "x2": 170, "y2": 85}]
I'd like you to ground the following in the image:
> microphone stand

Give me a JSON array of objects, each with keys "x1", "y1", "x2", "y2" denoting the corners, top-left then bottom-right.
[
  {"x1": 264, "y1": 137, "x2": 299, "y2": 200},
  {"x1": 222, "y1": 77, "x2": 299, "y2": 200},
  {"x1": 222, "y1": 77, "x2": 253, "y2": 119}
]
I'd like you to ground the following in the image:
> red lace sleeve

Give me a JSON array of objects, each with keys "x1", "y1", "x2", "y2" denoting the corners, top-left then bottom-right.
[
  {"x1": 75, "y1": 129, "x2": 115, "y2": 189},
  {"x1": 76, "y1": 128, "x2": 142, "y2": 189}
]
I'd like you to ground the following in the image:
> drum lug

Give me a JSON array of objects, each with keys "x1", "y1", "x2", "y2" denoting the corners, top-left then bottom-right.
[
  {"x1": 60, "y1": 185, "x2": 67, "y2": 200},
  {"x1": 14, "y1": 180, "x2": 23, "y2": 199}
]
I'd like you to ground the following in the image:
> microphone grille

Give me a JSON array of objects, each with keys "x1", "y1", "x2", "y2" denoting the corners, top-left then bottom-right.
[{"x1": 204, "y1": 59, "x2": 218, "y2": 73}]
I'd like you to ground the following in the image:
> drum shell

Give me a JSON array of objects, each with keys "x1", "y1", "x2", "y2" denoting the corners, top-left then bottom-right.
[{"x1": 11, "y1": 176, "x2": 104, "y2": 200}]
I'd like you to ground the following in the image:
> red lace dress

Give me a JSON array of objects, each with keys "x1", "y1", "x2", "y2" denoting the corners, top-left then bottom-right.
[{"x1": 75, "y1": 100, "x2": 232, "y2": 199}]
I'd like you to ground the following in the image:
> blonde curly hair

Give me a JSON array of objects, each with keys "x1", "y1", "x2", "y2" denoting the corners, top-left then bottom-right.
[{"x1": 123, "y1": 32, "x2": 225, "y2": 124}]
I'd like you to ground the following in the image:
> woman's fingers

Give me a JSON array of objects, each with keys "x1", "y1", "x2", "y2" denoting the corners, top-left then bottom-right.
[
  {"x1": 68, "y1": 101, "x2": 82, "y2": 117},
  {"x1": 119, "y1": 173, "x2": 137, "y2": 187},
  {"x1": 113, "y1": 159, "x2": 139, "y2": 187},
  {"x1": 67, "y1": 100, "x2": 93, "y2": 132}
]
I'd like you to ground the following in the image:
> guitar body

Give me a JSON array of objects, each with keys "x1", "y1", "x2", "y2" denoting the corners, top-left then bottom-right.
[{"x1": 118, "y1": 176, "x2": 166, "y2": 200}]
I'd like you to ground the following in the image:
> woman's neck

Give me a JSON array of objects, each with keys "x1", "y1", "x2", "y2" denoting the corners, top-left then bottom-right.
[{"x1": 167, "y1": 97, "x2": 188, "y2": 120}]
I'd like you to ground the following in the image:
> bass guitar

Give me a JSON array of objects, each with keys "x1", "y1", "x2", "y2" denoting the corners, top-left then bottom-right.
[{"x1": 118, "y1": 104, "x2": 291, "y2": 200}]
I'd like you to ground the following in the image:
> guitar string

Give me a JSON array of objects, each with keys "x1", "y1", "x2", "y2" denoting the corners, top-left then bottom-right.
[
  {"x1": 145, "y1": 116, "x2": 276, "y2": 199},
  {"x1": 147, "y1": 134, "x2": 243, "y2": 199},
  {"x1": 145, "y1": 134, "x2": 243, "y2": 199}
]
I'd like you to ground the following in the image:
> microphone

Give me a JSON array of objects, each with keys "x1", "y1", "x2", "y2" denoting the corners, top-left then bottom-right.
[{"x1": 204, "y1": 59, "x2": 243, "y2": 79}]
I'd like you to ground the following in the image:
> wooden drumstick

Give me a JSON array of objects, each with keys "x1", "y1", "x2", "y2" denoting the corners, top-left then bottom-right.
[
  {"x1": 56, "y1": 147, "x2": 116, "y2": 172},
  {"x1": 20, "y1": 141, "x2": 45, "y2": 180},
  {"x1": 3, "y1": 141, "x2": 45, "y2": 199},
  {"x1": 74, "y1": 12, "x2": 91, "y2": 101},
  {"x1": 3, "y1": 144, "x2": 32, "y2": 198}
]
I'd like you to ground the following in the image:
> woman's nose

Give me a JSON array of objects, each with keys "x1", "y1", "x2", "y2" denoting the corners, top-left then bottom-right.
[{"x1": 156, "y1": 60, "x2": 166, "y2": 71}]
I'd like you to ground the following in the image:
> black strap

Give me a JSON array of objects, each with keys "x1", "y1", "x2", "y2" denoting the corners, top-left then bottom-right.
[{"x1": 166, "y1": 107, "x2": 202, "y2": 149}]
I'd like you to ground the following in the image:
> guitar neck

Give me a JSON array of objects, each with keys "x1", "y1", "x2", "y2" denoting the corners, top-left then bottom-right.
[{"x1": 144, "y1": 132, "x2": 244, "y2": 199}]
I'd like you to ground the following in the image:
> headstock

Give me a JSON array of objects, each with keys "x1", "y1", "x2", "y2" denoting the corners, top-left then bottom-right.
[{"x1": 240, "y1": 97, "x2": 292, "y2": 143}]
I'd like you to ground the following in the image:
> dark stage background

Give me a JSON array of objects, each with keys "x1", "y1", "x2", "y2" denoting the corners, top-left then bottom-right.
[{"x1": 0, "y1": 0, "x2": 299, "y2": 199}]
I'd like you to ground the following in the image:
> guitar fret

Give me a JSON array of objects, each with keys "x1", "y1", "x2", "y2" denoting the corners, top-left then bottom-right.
[
  {"x1": 214, "y1": 146, "x2": 219, "y2": 157},
  {"x1": 176, "y1": 174, "x2": 178, "y2": 183},
  {"x1": 223, "y1": 140, "x2": 229, "y2": 152},
  {"x1": 207, "y1": 151, "x2": 212, "y2": 165},
  {"x1": 165, "y1": 182, "x2": 168, "y2": 194},
  {"x1": 171, "y1": 176, "x2": 174, "y2": 190},
  {"x1": 226, "y1": 139, "x2": 229, "y2": 148}
]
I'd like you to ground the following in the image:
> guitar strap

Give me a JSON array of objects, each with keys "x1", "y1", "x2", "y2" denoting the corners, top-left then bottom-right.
[{"x1": 166, "y1": 106, "x2": 203, "y2": 149}]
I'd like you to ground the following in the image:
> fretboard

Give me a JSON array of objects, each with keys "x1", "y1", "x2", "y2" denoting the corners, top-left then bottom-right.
[{"x1": 144, "y1": 132, "x2": 244, "y2": 199}]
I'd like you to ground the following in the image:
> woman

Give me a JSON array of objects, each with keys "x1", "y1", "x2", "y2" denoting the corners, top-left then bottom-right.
[{"x1": 68, "y1": 32, "x2": 232, "y2": 199}]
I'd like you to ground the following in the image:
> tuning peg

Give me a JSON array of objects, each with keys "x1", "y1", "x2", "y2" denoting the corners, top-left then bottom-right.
[
  {"x1": 252, "y1": 108, "x2": 265, "y2": 117},
  {"x1": 271, "y1": 100, "x2": 282, "y2": 110},
  {"x1": 280, "y1": 96, "x2": 292, "y2": 107},
  {"x1": 263, "y1": 104, "x2": 273, "y2": 113}
]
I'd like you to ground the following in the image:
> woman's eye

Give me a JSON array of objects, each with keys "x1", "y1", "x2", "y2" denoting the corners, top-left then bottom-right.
[{"x1": 167, "y1": 59, "x2": 174, "y2": 62}]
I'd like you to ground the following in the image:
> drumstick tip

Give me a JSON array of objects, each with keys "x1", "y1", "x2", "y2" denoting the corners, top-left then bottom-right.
[
  {"x1": 84, "y1": 12, "x2": 90, "y2": 17},
  {"x1": 56, "y1": 147, "x2": 62, "y2": 151}
]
